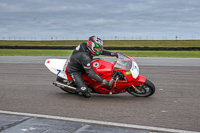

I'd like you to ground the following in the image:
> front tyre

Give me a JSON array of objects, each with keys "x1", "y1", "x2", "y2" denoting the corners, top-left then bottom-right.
[{"x1": 127, "y1": 79, "x2": 155, "y2": 97}]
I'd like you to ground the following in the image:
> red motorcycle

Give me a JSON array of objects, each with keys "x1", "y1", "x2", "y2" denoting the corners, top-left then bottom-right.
[{"x1": 45, "y1": 53, "x2": 155, "y2": 97}]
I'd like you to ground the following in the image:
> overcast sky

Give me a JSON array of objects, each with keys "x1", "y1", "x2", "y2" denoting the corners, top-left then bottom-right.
[{"x1": 0, "y1": 0, "x2": 200, "y2": 40}]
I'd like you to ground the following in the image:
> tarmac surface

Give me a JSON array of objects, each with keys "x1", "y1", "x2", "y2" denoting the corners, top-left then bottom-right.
[{"x1": 0, "y1": 56, "x2": 200, "y2": 133}]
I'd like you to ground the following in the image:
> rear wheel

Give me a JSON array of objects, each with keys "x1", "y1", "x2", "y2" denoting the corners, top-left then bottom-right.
[{"x1": 127, "y1": 79, "x2": 155, "y2": 97}]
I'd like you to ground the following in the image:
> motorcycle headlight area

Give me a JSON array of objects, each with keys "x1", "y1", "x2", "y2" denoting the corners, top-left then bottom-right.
[{"x1": 130, "y1": 62, "x2": 139, "y2": 79}]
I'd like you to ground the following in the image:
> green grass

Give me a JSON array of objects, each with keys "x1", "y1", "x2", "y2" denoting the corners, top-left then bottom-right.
[
  {"x1": 1, "y1": 40, "x2": 200, "y2": 47},
  {"x1": 0, "y1": 49, "x2": 199, "y2": 57},
  {"x1": 0, "y1": 40, "x2": 199, "y2": 57},
  {"x1": 120, "y1": 50, "x2": 200, "y2": 57},
  {"x1": 0, "y1": 49, "x2": 73, "y2": 56}
]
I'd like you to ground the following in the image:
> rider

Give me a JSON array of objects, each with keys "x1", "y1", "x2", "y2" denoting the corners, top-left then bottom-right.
[{"x1": 67, "y1": 36, "x2": 118, "y2": 98}]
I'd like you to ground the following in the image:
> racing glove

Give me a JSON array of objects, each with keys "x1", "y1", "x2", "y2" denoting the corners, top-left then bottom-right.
[{"x1": 111, "y1": 52, "x2": 121, "y2": 58}]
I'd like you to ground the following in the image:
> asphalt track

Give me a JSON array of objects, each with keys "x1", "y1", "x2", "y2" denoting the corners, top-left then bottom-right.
[{"x1": 0, "y1": 56, "x2": 200, "y2": 133}]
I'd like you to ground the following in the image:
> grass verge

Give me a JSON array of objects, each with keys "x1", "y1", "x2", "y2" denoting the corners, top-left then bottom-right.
[
  {"x1": 1, "y1": 40, "x2": 200, "y2": 47},
  {"x1": 0, "y1": 49, "x2": 199, "y2": 57}
]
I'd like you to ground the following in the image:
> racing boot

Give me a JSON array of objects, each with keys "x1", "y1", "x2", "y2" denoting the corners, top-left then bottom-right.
[
  {"x1": 79, "y1": 87, "x2": 91, "y2": 98},
  {"x1": 101, "y1": 79, "x2": 114, "y2": 87}
]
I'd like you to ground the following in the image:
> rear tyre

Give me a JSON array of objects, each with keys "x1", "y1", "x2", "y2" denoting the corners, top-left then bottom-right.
[{"x1": 127, "y1": 79, "x2": 155, "y2": 97}]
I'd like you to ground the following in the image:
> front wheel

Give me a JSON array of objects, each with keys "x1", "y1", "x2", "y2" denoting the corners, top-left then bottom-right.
[{"x1": 127, "y1": 79, "x2": 155, "y2": 97}]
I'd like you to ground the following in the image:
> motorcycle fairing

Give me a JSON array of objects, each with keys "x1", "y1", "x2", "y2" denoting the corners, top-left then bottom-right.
[
  {"x1": 91, "y1": 59, "x2": 114, "y2": 80},
  {"x1": 45, "y1": 59, "x2": 68, "y2": 80}
]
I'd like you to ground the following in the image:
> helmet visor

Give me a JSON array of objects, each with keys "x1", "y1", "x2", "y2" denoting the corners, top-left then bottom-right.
[{"x1": 93, "y1": 42, "x2": 103, "y2": 55}]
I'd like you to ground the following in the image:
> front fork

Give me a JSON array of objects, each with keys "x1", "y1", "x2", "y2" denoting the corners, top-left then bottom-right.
[
  {"x1": 131, "y1": 75, "x2": 147, "y2": 93},
  {"x1": 108, "y1": 75, "x2": 146, "y2": 94},
  {"x1": 131, "y1": 84, "x2": 143, "y2": 93}
]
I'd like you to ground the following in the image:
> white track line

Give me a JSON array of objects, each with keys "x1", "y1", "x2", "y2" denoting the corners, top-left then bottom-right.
[{"x1": 0, "y1": 110, "x2": 199, "y2": 133}]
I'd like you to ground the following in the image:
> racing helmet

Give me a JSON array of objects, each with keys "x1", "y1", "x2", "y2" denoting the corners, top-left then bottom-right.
[{"x1": 87, "y1": 36, "x2": 103, "y2": 56}]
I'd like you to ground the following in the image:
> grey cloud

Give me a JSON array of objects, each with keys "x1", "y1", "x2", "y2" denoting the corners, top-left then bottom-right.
[{"x1": 0, "y1": 0, "x2": 200, "y2": 40}]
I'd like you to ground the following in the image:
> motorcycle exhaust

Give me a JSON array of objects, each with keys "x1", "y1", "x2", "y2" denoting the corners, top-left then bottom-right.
[{"x1": 53, "y1": 81, "x2": 77, "y2": 92}]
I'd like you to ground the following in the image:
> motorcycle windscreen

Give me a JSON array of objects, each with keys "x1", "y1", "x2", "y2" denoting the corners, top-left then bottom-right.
[{"x1": 114, "y1": 55, "x2": 139, "y2": 79}]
